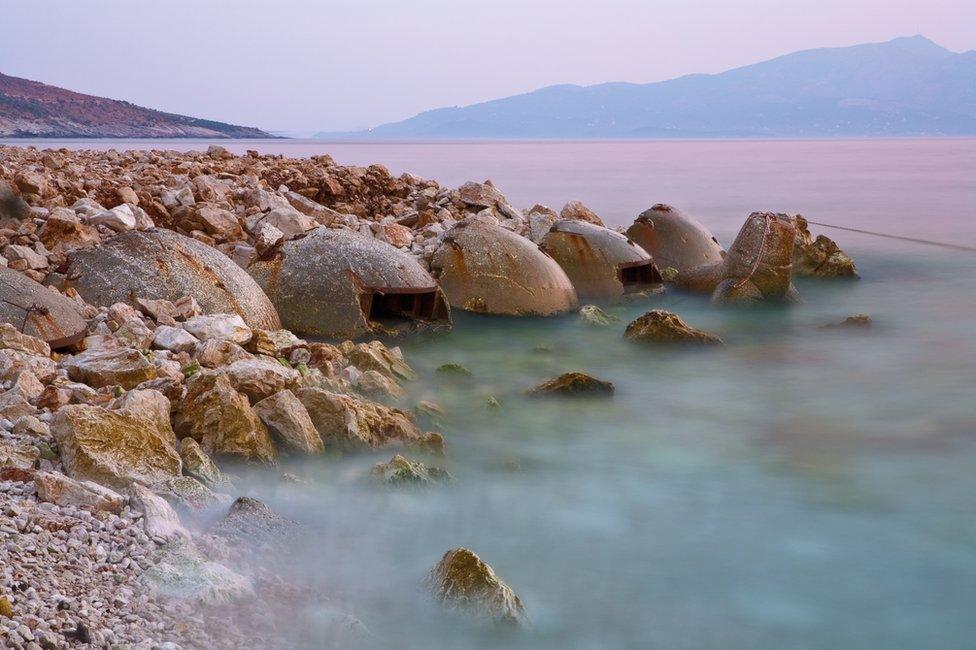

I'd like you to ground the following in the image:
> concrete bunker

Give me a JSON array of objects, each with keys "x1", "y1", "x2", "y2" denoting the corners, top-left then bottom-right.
[
  {"x1": 430, "y1": 219, "x2": 579, "y2": 316},
  {"x1": 540, "y1": 220, "x2": 661, "y2": 299},
  {"x1": 57, "y1": 228, "x2": 280, "y2": 330},
  {"x1": 626, "y1": 204, "x2": 726, "y2": 278},
  {"x1": 248, "y1": 227, "x2": 450, "y2": 339}
]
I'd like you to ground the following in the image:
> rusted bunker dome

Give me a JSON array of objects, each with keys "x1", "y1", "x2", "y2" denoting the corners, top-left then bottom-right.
[
  {"x1": 0, "y1": 267, "x2": 87, "y2": 348},
  {"x1": 540, "y1": 219, "x2": 661, "y2": 299},
  {"x1": 430, "y1": 219, "x2": 579, "y2": 316},
  {"x1": 626, "y1": 204, "x2": 725, "y2": 276},
  {"x1": 61, "y1": 228, "x2": 280, "y2": 329},
  {"x1": 712, "y1": 212, "x2": 798, "y2": 304},
  {"x1": 248, "y1": 227, "x2": 451, "y2": 339}
]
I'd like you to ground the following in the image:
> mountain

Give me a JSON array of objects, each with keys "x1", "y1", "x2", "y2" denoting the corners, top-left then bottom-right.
[
  {"x1": 337, "y1": 36, "x2": 976, "y2": 139},
  {"x1": 0, "y1": 73, "x2": 271, "y2": 138}
]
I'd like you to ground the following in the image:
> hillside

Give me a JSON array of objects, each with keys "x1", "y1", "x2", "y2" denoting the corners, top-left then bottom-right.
[
  {"x1": 338, "y1": 36, "x2": 976, "y2": 138},
  {"x1": 0, "y1": 73, "x2": 271, "y2": 138}
]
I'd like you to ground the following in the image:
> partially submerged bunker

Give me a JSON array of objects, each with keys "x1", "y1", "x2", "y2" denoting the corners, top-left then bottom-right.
[
  {"x1": 626, "y1": 204, "x2": 725, "y2": 277},
  {"x1": 430, "y1": 220, "x2": 579, "y2": 316},
  {"x1": 540, "y1": 220, "x2": 661, "y2": 299},
  {"x1": 0, "y1": 266, "x2": 87, "y2": 348},
  {"x1": 248, "y1": 227, "x2": 451, "y2": 339},
  {"x1": 58, "y1": 228, "x2": 280, "y2": 329},
  {"x1": 711, "y1": 212, "x2": 798, "y2": 304}
]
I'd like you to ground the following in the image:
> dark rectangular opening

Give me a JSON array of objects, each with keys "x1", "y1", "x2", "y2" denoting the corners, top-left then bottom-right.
[
  {"x1": 618, "y1": 261, "x2": 662, "y2": 289},
  {"x1": 364, "y1": 289, "x2": 447, "y2": 323}
]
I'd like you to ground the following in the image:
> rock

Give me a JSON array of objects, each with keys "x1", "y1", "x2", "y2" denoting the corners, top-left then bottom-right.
[
  {"x1": 223, "y1": 356, "x2": 299, "y2": 402},
  {"x1": 157, "y1": 475, "x2": 225, "y2": 511},
  {"x1": 153, "y1": 325, "x2": 199, "y2": 352},
  {"x1": 578, "y1": 304, "x2": 619, "y2": 327},
  {"x1": 354, "y1": 370, "x2": 405, "y2": 401},
  {"x1": 38, "y1": 209, "x2": 101, "y2": 252},
  {"x1": 210, "y1": 496, "x2": 296, "y2": 550},
  {"x1": 174, "y1": 370, "x2": 277, "y2": 464},
  {"x1": 0, "y1": 323, "x2": 50, "y2": 356},
  {"x1": 525, "y1": 204, "x2": 559, "y2": 243},
  {"x1": 111, "y1": 389, "x2": 175, "y2": 442},
  {"x1": 822, "y1": 314, "x2": 873, "y2": 329},
  {"x1": 129, "y1": 482, "x2": 190, "y2": 541},
  {"x1": 90, "y1": 204, "x2": 137, "y2": 232},
  {"x1": 458, "y1": 181, "x2": 506, "y2": 209},
  {"x1": 142, "y1": 542, "x2": 254, "y2": 604},
  {"x1": 252, "y1": 221, "x2": 283, "y2": 254},
  {"x1": 179, "y1": 438, "x2": 224, "y2": 487},
  {"x1": 790, "y1": 215, "x2": 859, "y2": 278},
  {"x1": 194, "y1": 339, "x2": 253, "y2": 368},
  {"x1": 253, "y1": 390, "x2": 324, "y2": 455},
  {"x1": 426, "y1": 548, "x2": 526, "y2": 624},
  {"x1": 298, "y1": 387, "x2": 424, "y2": 451},
  {"x1": 51, "y1": 404, "x2": 182, "y2": 489},
  {"x1": 0, "y1": 267, "x2": 88, "y2": 347},
  {"x1": 186, "y1": 204, "x2": 244, "y2": 241},
  {"x1": 255, "y1": 206, "x2": 316, "y2": 239},
  {"x1": 372, "y1": 454, "x2": 451, "y2": 485},
  {"x1": 560, "y1": 200, "x2": 605, "y2": 227},
  {"x1": 0, "y1": 595, "x2": 12, "y2": 619},
  {"x1": 114, "y1": 318, "x2": 154, "y2": 349},
  {"x1": 183, "y1": 313, "x2": 252, "y2": 344},
  {"x1": 711, "y1": 213, "x2": 798, "y2": 305},
  {"x1": 436, "y1": 362, "x2": 472, "y2": 377},
  {"x1": 624, "y1": 310, "x2": 723, "y2": 345},
  {"x1": 3, "y1": 244, "x2": 48, "y2": 270},
  {"x1": 378, "y1": 222, "x2": 413, "y2": 248},
  {"x1": 34, "y1": 471, "x2": 125, "y2": 513},
  {"x1": 246, "y1": 329, "x2": 303, "y2": 357},
  {"x1": 0, "y1": 440, "x2": 39, "y2": 469},
  {"x1": 528, "y1": 372, "x2": 614, "y2": 397},
  {"x1": 62, "y1": 347, "x2": 158, "y2": 389},
  {"x1": 344, "y1": 340, "x2": 416, "y2": 381},
  {"x1": 0, "y1": 348, "x2": 57, "y2": 383},
  {"x1": 116, "y1": 186, "x2": 139, "y2": 205}
]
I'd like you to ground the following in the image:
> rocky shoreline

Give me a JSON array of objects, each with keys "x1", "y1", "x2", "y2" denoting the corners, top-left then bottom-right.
[{"x1": 0, "y1": 143, "x2": 859, "y2": 648}]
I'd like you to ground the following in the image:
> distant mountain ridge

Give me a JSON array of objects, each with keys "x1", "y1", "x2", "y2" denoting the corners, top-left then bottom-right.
[
  {"x1": 332, "y1": 36, "x2": 976, "y2": 138},
  {"x1": 0, "y1": 73, "x2": 271, "y2": 138}
]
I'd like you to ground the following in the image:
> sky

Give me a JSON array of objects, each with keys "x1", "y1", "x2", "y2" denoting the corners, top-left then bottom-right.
[{"x1": 2, "y1": 0, "x2": 975, "y2": 134}]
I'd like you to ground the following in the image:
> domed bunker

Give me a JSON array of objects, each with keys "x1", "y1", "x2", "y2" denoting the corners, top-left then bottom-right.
[
  {"x1": 711, "y1": 212, "x2": 798, "y2": 304},
  {"x1": 58, "y1": 228, "x2": 280, "y2": 329},
  {"x1": 626, "y1": 204, "x2": 725, "y2": 277},
  {"x1": 0, "y1": 267, "x2": 87, "y2": 348},
  {"x1": 540, "y1": 220, "x2": 661, "y2": 299},
  {"x1": 248, "y1": 227, "x2": 451, "y2": 339},
  {"x1": 430, "y1": 219, "x2": 579, "y2": 316}
]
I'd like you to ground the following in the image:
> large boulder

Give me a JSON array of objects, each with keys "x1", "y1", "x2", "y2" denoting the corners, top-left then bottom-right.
[
  {"x1": 711, "y1": 213, "x2": 798, "y2": 304},
  {"x1": 223, "y1": 357, "x2": 299, "y2": 403},
  {"x1": 298, "y1": 387, "x2": 423, "y2": 451},
  {"x1": 624, "y1": 310, "x2": 723, "y2": 345},
  {"x1": 174, "y1": 370, "x2": 277, "y2": 464},
  {"x1": 51, "y1": 404, "x2": 182, "y2": 489},
  {"x1": 249, "y1": 227, "x2": 450, "y2": 339},
  {"x1": 34, "y1": 471, "x2": 125, "y2": 514},
  {"x1": 61, "y1": 347, "x2": 158, "y2": 389},
  {"x1": 430, "y1": 219, "x2": 579, "y2": 316},
  {"x1": 0, "y1": 267, "x2": 87, "y2": 348},
  {"x1": 253, "y1": 389, "x2": 324, "y2": 455},
  {"x1": 540, "y1": 220, "x2": 661, "y2": 299},
  {"x1": 58, "y1": 228, "x2": 280, "y2": 329},
  {"x1": 426, "y1": 548, "x2": 526, "y2": 624}
]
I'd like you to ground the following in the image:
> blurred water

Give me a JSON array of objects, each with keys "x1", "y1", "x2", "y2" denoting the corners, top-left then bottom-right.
[{"x1": 8, "y1": 138, "x2": 975, "y2": 648}]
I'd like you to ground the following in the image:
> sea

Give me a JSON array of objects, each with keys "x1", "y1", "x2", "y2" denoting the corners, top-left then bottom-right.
[{"x1": 6, "y1": 138, "x2": 975, "y2": 649}]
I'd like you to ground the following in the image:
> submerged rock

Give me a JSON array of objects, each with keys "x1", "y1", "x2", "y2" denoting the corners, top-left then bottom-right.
[
  {"x1": 59, "y1": 228, "x2": 280, "y2": 329},
  {"x1": 578, "y1": 304, "x2": 619, "y2": 327},
  {"x1": 790, "y1": 215, "x2": 859, "y2": 278},
  {"x1": 435, "y1": 362, "x2": 472, "y2": 377},
  {"x1": 426, "y1": 548, "x2": 526, "y2": 624},
  {"x1": 142, "y1": 542, "x2": 254, "y2": 605},
  {"x1": 248, "y1": 227, "x2": 450, "y2": 339},
  {"x1": 626, "y1": 204, "x2": 726, "y2": 279},
  {"x1": 541, "y1": 220, "x2": 661, "y2": 299},
  {"x1": 822, "y1": 314, "x2": 873, "y2": 329},
  {"x1": 371, "y1": 454, "x2": 452, "y2": 485},
  {"x1": 430, "y1": 219, "x2": 579, "y2": 316},
  {"x1": 179, "y1": 438, "x2": 225, "y2": 487},
  {"x1": 129, "y1": 482, "x2": 190, "y2": 541},
  {"x1": 711, "y1": 213, "x2": 798, "y2": 305},
  {"x1": 528, "y1": 372, "x2": 614, "y2": 397},
  {"x1": 298, "y1": 387, "x2": 424, "y2": 451},
  {"x1": 625, "y1": 310, "x2": 723, "y2": 345},
  {"x1": 210, "y1": 496, "x2": 297, "y2": 550}
]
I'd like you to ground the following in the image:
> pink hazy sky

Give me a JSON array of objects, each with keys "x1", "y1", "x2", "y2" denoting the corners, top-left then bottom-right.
[{"x1": 2, "y1": 0, "x2": 974, "y2": 133}]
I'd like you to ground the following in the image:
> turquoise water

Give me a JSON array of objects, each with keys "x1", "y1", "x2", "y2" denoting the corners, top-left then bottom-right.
[{"x1": 12, "y1": 138, "x2": 975, "y2": 648}]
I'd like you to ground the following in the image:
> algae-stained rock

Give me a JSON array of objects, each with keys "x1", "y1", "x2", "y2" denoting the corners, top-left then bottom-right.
[
  {"x1": 822, "y1": 314, "x2": 873, "y2": 329},
  {"x1": 174, "y1": 370, "x2": 277, "y2": 464},
  {"x1": 62, "y1": 347, "x2": 158, "y2": 389},
  {"x1": 626, "y1": 204, "x2": 726, "y2": 278},
  {"x1": 426, "y1": 548, "x2": 526, "y2": 624},
  {"x1": 142, "y1": 542, "x2": 254, "y2": 605},
  {"x1": 61, "y1": 228, "x2": 280, "y2": 329},
  {"x1": 179, "y1": 438, "x2": 224, "y2": 487},
  {"x1": 625, "y1": 310, "x2": 723, "y2": 345},
  {"x1": 51, "y1": 404, "x2": 182, "y2": 489},
  {"x1": 249, "y1": 227, "x2": 450, "y2": 339},
  {"x1": 712, "y1": 212, "x2": 798, "y2": 305},
  {"x1": 129, "y1": 482, "x2": 191, "y2": 541},
  {"x1": 372, "y1": 454, "x2": 452, "y2": 485},
  {"x1": 0, "y1": 266, "x2": 87, "y2": 348},
  {"x1": 579, "y1": 304, "x2": 619, "y2": 327},
  {"x1": 343, "y1": 340, "x2": 416, "y2": 381},
  {"x1": 430, "y1": 220, "x2": 579, "y2": 316},
  {"x1": 540, "y1": 220, "x2": 661, "y2": 299},
  {"x1": 790, "y1": 215, "x2": 859, "y2": 278},
  {"x1": 253, "y1": 389, "x2": 324, "y2": 455},
  {"x1": 528, "y1": 372, "x2": 615, "y2": 397},
  {"x1": 298, "y1": 387, "x2": 423, "y2": 451}
]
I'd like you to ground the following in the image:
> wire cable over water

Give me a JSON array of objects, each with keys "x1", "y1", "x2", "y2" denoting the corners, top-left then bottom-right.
[{"x1": 805, "y1": 220, "x2": 976, "y2": 253}]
